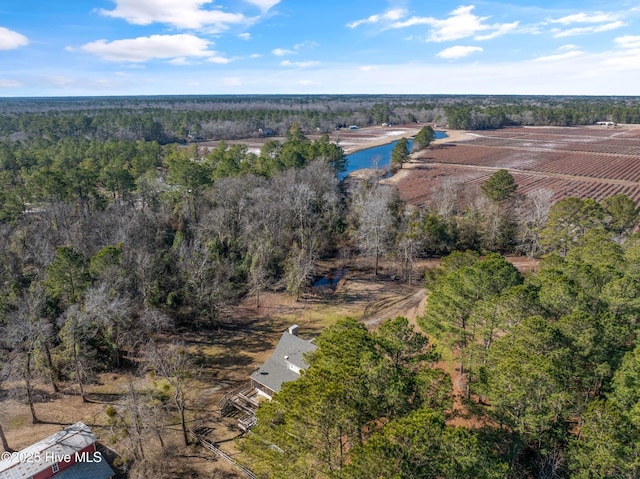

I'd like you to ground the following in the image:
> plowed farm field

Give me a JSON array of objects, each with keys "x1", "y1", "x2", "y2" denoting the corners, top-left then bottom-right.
[{"x1": 400, "y1": 125, "x2": 640, "y2": 206}]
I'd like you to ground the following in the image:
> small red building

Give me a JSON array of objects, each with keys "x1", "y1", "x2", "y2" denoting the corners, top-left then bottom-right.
[{"x1": 0, "y1": 422, "x2": 114, "y2": 479}]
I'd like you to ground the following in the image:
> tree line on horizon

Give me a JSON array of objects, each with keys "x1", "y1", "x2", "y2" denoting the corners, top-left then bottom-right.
[{"x1": 2, "y1": 94, "x2": 640, "y2": 144}]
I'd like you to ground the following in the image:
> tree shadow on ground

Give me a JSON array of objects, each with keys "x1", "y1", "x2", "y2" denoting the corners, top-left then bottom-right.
[{"x1": 2, "y1": 386, "x2": 55, "y2": 404}]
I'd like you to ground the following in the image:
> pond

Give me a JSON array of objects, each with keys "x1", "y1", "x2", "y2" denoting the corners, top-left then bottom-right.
[
  {"x1": 341, "y1": 131, "x2": 447, "y2": 179},
  {"x1": 312, "y1": 268, "x2": 349, "y2": 292}
]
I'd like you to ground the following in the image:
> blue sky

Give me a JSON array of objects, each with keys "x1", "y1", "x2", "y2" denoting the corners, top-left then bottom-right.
[{"x1": 1, "y1": 0, "x2": 640, "y2": 96}]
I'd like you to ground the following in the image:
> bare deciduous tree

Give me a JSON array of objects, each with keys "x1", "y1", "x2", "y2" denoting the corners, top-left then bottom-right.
[
  {"x1": 58, "y1": 305, "x2": 96, "y2": 403},
  {"x1": 394, "y1": 215, "x2": 424, "y2": 284},
  {"x1": 248, "y1": 241, "x2": 271, "y2": 307},
  {"x1": 84, "y1": 283, "x2": 134, "y2": 364},
  {"x1": 4, "y1": 298, "x2": 53, "y2": 423},
  {"x1": 144, "y1": 341, "x2": 196, "y2": 446},
  {"x1": 431, "y1": 178, "x2": 462, "y2": 219},
  {"x1": 353, "y1": 185, "x2": 395, "y2": 276},
  {"x1": 284, "y1": 242, "x2": 316, "y2": 300},
  {"x1": 518, "y1": 188, "x2": 553, "y2": 257}
]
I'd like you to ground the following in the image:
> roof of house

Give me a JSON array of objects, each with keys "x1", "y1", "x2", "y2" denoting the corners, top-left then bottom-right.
[
  {"x1": 50, "y1": 457, "x2": 114, "y2": 479},
  {"x1": 0, "y1": 422, "x2": 113, "y2": 479},
  {"x1": 250, "y1": 328, "x2": 316, "y2": 394}
]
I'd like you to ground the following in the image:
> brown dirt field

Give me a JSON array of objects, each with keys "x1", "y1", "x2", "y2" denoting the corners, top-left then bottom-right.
[{"x1": 394, "y1": 125, "x2": 640, "y2": 206}]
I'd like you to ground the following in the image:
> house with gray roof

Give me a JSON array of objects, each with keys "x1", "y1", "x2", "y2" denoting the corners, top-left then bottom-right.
[{"x1": 250, "y1": 325, "x2": 316, "y2": 399}]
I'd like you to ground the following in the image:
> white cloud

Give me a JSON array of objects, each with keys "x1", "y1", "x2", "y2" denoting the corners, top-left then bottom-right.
[
  {"x1": 475, "y1": 21, "x2": 519, "y2": 40},
  {"x1": 615, "y1": 35, "x2": 640, "y2": 49},
  {"x1": 272, "y1": 48, "x2": 294, "y2": 56},
  {"x1": 207, "y1": 55, "x2": 232, "y2": 64},
  {"x1": 553, "y1": 21, "x2": 624, "y2": 38},
  {"x1": 0, "y1": 79, "x2": 21, "y2": 88},
  {"x1": 0, "y1": 26, "x2": 28, "y2": 50},
  {"x1": 99, "y1": 0, "x2": 246, "y2": 30},
  {"x1": 424, "y1": 5, "x2": 489, "y2": 42},
  {"x1": 169, "y1": 57, "x2": 193, "y2": 65},
  {"x1": 75, "y1": 34, "x2": 223, "y2": 63},
  {"x1": 250, "y1": 53, "x2": 262, "y2": 58},
  {"x1": 391, "y1": 17, "x2": 432, "y2": 28},
  {"x1": 294, "y1": 40, "x2": 318, "y2": 50},
  {"x1": 272, "y1": 41, "x2": 317, "y2": 59},
  {"x1": 238, "y1": 33, "x2": 251, "y2": 40},
  {"x1": 244, "y1": 0, "x2": 280, "y2": 11},
  {"x1": 601, "y1": 52, "x2": 640, "y2": 68},
  {"x1": 436, "y1": 45, "x2": 482, "y2": 59},
  {"x1": 531, "y1": 50, "x2": 584, "y2": 62},
  {"x1": 390, "y1": 5, "x2": 516, "y2": 43},
  {"x1": 559, "y1": 44, "x2": 579, "y2": 51},
  {"x1": 280, "y1": 60, "x2": 319, "y2": 67},
  {"x1": 547, "y1": 9, "x2": 629, "y2": 37},
  {"x1": 550, "y1": 12, "x2": 619, "y2": 25},
  {"x1": 347, "y1": 9, "x2": 407, "y2": 29}
]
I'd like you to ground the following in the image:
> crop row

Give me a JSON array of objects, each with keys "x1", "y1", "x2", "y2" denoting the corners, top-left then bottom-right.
[
  {"x1": 400, "y1": 126, "x2": 640, "y2": 207},
  {"x1": 532, "y1": 153, "x2": 640, "y2": 182},
  {"x1": 424, "y1": 145, "x2": 564, "y2": 170},
  {"x1": 514, "y1": 175, "x2": 640, "y2": 203},
  {"x1": 462, "y1": 136, "x2": 640, "y2": 156},
  {"x1": 484, "y1": 127, "x2": 631, "y2": 138},
  {"x1": 425, "y1": 143, "x2": 640, "y2": 183},
  {"x1": 398, "y1": 164, "x2": 640, "y2": 207},
  {"x1": 618, "y1": 130, "x2": 640, "y2": 139}
]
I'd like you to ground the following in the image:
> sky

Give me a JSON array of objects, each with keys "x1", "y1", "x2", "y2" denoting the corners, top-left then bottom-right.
[{"x1": 1, "y1": 0, "x2": 640, "y2": 97}]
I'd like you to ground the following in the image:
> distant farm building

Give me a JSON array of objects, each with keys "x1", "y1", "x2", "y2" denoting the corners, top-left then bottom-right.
[
  {"x1": 0, "y1": 422, "x2": 114, "y2": 479},
  {"x1": 258, "y1": 128, "x2": 275, "y2": 137},
  {"x1": 250, "y1": 325, "x2": 316, "y2": 400}
]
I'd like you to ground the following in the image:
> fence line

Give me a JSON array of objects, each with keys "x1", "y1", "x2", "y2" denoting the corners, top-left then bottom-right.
[{"x1": 188, "y1": 428, "x2": 257, "y2": 479}]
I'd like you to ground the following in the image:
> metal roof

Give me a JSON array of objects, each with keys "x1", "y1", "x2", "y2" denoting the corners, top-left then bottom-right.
[
  {"x1": 0, "y1": 422, "x2": 99, "y2": 479},
  {"x1": 49, "y1": 457, "x2": 114, "y2": 479},
  {"x1": 250, "y1": 329, "x2": 316, "y2": 395}
]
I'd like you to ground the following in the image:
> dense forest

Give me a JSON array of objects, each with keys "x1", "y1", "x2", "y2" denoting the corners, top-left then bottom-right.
[
  {"x1": 1, "y1": 95, "x2": 640, "y2": 478},
  {"x1": 2, "y1": 94, "x2": 640, "y2": 144}
]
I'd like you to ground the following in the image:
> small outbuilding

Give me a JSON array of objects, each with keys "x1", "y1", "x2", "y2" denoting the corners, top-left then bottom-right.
[{"x1": 0, "y1": 422, "x2": 114, "y2": 479}]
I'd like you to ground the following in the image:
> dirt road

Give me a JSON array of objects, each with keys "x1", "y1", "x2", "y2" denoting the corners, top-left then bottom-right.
[{"x1": 363, "y1": 288, "x2": 427, "y2": 329}]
